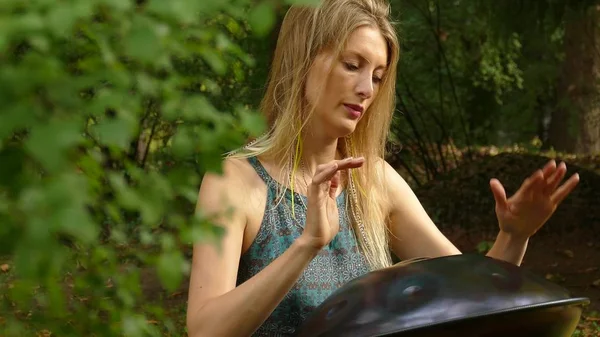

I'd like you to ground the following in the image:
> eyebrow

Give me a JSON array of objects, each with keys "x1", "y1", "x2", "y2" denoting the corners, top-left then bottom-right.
[{"x1": 343, "y1": 50, "x2": 387, "y2": 71}]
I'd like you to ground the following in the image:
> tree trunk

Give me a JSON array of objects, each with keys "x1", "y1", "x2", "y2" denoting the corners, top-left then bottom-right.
[{"x1": 547, "y1": 6, "x2": 600, "y2": 154}]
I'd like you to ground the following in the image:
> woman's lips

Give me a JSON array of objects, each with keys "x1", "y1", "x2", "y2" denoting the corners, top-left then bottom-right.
[{"x1": 344, "y1": 104, "x2": 363, "y2": 119}]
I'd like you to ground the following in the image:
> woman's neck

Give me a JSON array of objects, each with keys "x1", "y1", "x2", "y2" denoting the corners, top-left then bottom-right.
[{"x1": 299, "y1": 134, "x2": 343, "y2": 176}]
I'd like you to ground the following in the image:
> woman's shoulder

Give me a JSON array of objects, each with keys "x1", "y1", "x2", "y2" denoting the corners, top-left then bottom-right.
[
  {"x1": 370, "y1": 156, "x2": 413, "y2": 198},
  {"x1": 370, "y1": 156, "x2": 398, "y2": 178},
  {"x1": 198, "y1": 156, "x2": 265, "y2": 217}
]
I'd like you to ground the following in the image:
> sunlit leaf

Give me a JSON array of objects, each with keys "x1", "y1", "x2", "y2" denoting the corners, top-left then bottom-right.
[
  {"x1": 171, "y1": 128, "x2": 195, "y2": 159},
  {"x1": 248, "y1": 2, "x2": 276, "y2": 37},
  {"x1": 122, "y1": 313, "x2": 149, "y2": 337},
  {"x1": 156, "y1": 250, "x2": 185, "y2": 293},
  {"x1": 25, "y1": 119, "x2": 82, "y2": 172},
  {"x1": 99, "y1": 0, "x2": 133, "y2": 12},
  {"x1": 124, "y1": 16, "x2": 163, "y2": 64},
  {"x1": 239, "y1": 107, "x2": 266, "y2": 137},
  {"x1": 284, "y1": 0, "x2": 320, "y2": 5},
  {"x1": 93, "y1": 115, "x2": 139, "y2": 150},
  {"x1": 201, "y1": 48, "x2": 227, "y2": 75},
  {"x1": 182, "y1": 95, "x2": 219, "y2": 122},
  {"x1": 109, "y1": 173, "x2": 143, "y2": 210},
  {"x1": 46, "y1": 6, "x2": 77, "y2": 37},
  {"x1": 180, "y1": 214, "x2": 226, "y2": 246}
]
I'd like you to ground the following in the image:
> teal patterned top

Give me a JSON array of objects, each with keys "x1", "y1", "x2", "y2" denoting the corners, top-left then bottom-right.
[{"x1": 237, "y1": 156, "x2": 371, "y2": 336}]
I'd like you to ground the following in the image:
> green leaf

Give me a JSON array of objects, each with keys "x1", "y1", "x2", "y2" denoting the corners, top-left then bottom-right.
[
  {"x1": 146, "y1": 0, "x2": 172, "y2": 17},
  {"x1": 162, "y1": 94, "x2": 183, "y2": 121},
  {"x1": 156, "y1": 250, "x2": 185, "y2": 293},
  {"x1": 13, "y1": 12, "x2": 45, "y2": 34},
  {"x1": 109, "y1": 173, "x2": 143, "y2": 210},
  {"x1": 124, "y1": 16, "x2": 163, "y2": 64},
  {"x1": 97, "y1": 36, "x2": 117, "y2": 66},
  {"x1": 25, "y1": 173, "x2": 98, "y2": 245},
  {"x1": 25, "y1": 119, "x2": 82, "y2": 172},
  {"x1": 239, "y1": 107, "x2": 266, "y2": 137},
  {"x1": 99, "y1": 0, "x2": 133, "y2": 12},
  {"x1": 122, "y1": 313, "x2": 149, "y2": 337},
  {"x1": 28, "y1": 34, "x2": 50, "y2": 52},
  {"x1": 180, "y1": 215, "x2": 226, "y2": 246},
  {"x1": 201, "y1": 48, "x2": 227, "y2": 75},
  {"x1": 198, "y1": 0, "x2": 223, "y2": 17},
  {"x1": 55, "y1": 204, "x2": 98, "y2": 244},
  {"x1": 182, "y1": 95, "x2": 218, "y2": 122},
  {"x1": 0, "y1": 215, "x2": 20, "y2": 255},
  {"x1": 46, "y1": 6, "x2": 77, "y2": 37},
  {"x1": 93, "y1": 115, "x2": 139, "y2": 150},
  {"x1": 160, "y1": 233, "x2": 176, "y2": 251},
  {"x1": 284, "y1": 0, "x2": 321, "y2": 5},
  {"x1": 89, "y1": 88, "x2": 131, "y2": 117},
  {"x1": 248, "y1": 2, "x2": 276, "y2": 37},
  {"x1": 0, "y1": 145, "x2": 27, "y2": 195},
  {"x1": 170, "y1": 128, "x2": 195, "y2": 159},
  {"x1": 139, "y1": 197, "x2": 164, "y2": 226},
  {"x1": 147, "y1": 0, "x2": 205, "y2": 24},
  {"x1": 136, "y1": 72, "x2": 158, "y2": 95}
]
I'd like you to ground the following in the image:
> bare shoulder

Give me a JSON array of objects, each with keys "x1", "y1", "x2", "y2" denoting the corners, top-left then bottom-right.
[
  {"x1": 378, "y1": 158, "x2": 399, "y2": 176},
  {"x1": 371, "y1": 157, "x2": 411, "y2": 197},
  {"x1": 358, "y1": 157, "x2": 406, "y2": 215},
  {"x1": 200, "y1": 156, "x2": 258, "y2": 193},
  {"x1": 187, "y1": 156, "x2": 263, "y2": 330},
  {"x1": 370, "y1": 156, "x2": 399, "y2": 175},
  {"x1": 198, "y1": 156, "x2": 262, "y2": 219}
]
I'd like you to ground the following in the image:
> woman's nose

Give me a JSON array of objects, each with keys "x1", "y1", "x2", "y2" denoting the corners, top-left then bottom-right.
[{"x1": 356, "y1": 74, "x2": 374, "y2": 99}]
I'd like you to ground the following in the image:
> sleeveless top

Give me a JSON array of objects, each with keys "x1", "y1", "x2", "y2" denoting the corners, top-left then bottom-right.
[{"x1": 237, "y1": 157, "x2": 371, "y2": 336}]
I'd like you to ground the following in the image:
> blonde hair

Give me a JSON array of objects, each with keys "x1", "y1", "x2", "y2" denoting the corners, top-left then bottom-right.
[{"x1": 229, "y1": 0, "x2": 400, "y2": 270}]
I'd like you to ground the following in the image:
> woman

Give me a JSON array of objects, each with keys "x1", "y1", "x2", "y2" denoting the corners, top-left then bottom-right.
[{"x1": 186, "y1": 0, "x2": 580, "y2": 336}]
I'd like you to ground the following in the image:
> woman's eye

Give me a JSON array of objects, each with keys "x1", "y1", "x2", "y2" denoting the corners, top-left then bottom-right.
[
  {"x1": 344, "y1": 62, "x2": 359, "y2": 71},
  {"x1": 373, "y1": 76, "x2": 382, "y2": 84}
]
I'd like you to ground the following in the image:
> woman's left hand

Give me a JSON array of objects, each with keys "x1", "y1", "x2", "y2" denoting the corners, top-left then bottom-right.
[{"x1": 489, "y1": 160, "x2": 580, "y2": 239}]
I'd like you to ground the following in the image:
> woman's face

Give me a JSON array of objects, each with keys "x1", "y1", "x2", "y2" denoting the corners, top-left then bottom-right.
[{"x1": 305, "y1": 25, "x2": 388, "y2": 139}]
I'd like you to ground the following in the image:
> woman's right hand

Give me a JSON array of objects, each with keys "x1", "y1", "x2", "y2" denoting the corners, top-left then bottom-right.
[{"x1": 300, "y1": 157, "x2": 365, "y2": 250}]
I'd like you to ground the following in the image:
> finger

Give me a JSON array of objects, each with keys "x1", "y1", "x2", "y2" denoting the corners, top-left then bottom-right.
[
  {"x1": 312, "y1": 157, "x2": 364, "y2": 185},
  {"x1": 519, "y1": 169, "x2": 544, "y2": 195},
  {"x1": 541, "y1": 159, "x2": 557, "y2": 178},
  {"x1": 545, "y1": 161, "x2": 567, "y2": 193},
  {"x1": 551, "y1": 173, "x2": 580, "y2": 204},
  {"x1": 329, "y1": 171, "x2": 340, "y2": 199},
  {"x1": 335, "y1": 157, "x2": 365, "y2": 170},
  {"x1": 490, "y1": 178, "x2": 508, "y2": 210},
  {"x1": 311, "y1": 162, "x2": 339, "y2": 186}
]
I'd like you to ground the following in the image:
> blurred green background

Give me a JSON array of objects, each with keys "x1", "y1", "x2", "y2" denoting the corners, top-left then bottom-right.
[{"x1": 0, "y1": 0, "x2": 599, "y2": 336}]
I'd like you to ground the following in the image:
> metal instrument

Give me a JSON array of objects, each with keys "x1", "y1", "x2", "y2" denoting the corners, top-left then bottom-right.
[{"x1": 296, "y1": 254, "x2": 589, "y2": 337}]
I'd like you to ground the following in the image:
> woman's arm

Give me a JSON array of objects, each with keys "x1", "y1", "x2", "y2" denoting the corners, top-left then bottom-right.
[
  {"x1": 383, "y1": 160, "x2": 462, "y2": 260},
  {"x1": 383, "y1": 159, "x2": 577, "y2": 266},
  {"x1": 486, "y1": 231, "x2": 528, "y2": 265},
  {"x1": 383, "y1": 161, "x2": 524, "y2": 263},
  {"x1": 186, "y1": 159, "x2": 320, "y2": 337}
]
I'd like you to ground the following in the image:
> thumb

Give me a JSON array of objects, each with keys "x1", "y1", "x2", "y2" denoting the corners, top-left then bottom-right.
[{"x1": 490, "y1": 178, "x2": 508, "y2": 210}]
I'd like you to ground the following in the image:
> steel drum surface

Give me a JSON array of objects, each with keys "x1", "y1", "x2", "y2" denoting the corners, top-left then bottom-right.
[{"x1": 295, "y1": 254, "x2": 589, "y2": 337}]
